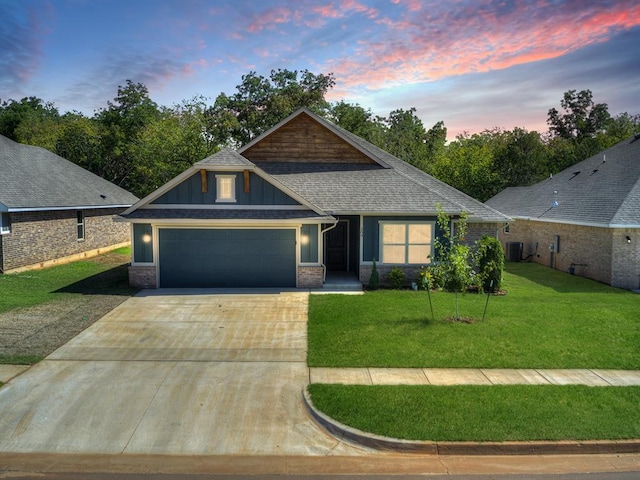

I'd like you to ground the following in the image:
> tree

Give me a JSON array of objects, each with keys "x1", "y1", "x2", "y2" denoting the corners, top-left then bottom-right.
[
  {"x1": 431, "y1": 206, "x2": 476, "y2": 321},
  {"x1": 0, "y1": 97, "x2": 59, "y2": 142},
  {"x1": 547, "y1": 89, "x2": 611, "y2": 141},
  {"x1": 207, "y1": 69, "x2": 335, "y2": 146},
  {"x1": 383, "y1": 108, "x2": 430, "y2": 171},
  {"x1": 493, "y1": 127, "x2": 547, "y2": 188},
  {"x1": 132, "y1": 97, "x2": 218, "y2": 196},
  {"x1": 431, "y1": 131, "x2": 501, "y2": 202},
  {"x1": 329, "y1": 100, "x2": 385, "y2": 146},
  {"x1": 94, "y1": 81, "x2": 161, "y2": 194}
]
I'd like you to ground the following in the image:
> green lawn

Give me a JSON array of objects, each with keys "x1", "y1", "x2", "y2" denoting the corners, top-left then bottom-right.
[
  {"x1": 0, "y1": 247, "x2": 136, "y2": 313},
  {"x1": 308, "y1": 263, "x2": 640, "y2": 369},
  {"x1": 308, "y1": 384, "x2": 640, "y2": 442}
]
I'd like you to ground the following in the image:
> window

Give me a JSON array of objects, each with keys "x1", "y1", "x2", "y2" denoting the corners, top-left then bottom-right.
[
  {"x1": 380, "y1": 222, "x2": 433, "y2": 264},
  {"x1": 216, "y1": 175, "x2": 236, "y2": 202},
  {"x1": 76, "y1": 211, "x2": 85, "y2": 240},
  {"x1": 0, "y1": 212, "x2": 10, "y2": 234}
]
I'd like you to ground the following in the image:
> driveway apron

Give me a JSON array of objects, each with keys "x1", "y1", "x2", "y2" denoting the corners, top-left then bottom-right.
[{"x1": 0, "y1": 290, "x2": 369, "y2": 455}]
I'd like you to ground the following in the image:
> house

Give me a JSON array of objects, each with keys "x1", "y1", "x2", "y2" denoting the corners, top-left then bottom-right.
[
  {"x1": 0, "y1": 134, "x2": 138, "y2": 273},
  {"x1": 120, "y1": 108, "x2": 509, "y2": 289},
  {"x1": 486, "y1": 134, "x2": 640, "y2": 290}
]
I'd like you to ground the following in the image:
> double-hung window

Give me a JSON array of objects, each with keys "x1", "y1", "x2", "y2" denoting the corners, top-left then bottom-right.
[
  {"x1": 76, "y1": 211, "x2": 85, "y2": 240},
  {"x1": 216, "y1": 175, "x2": 236, "y2": 202},
  {"x1": 0, "y1": 212, "x2": 10, "y2": 234},
  {"x1": 380, "y1": 221, "x2": 433, "y2": 264}
]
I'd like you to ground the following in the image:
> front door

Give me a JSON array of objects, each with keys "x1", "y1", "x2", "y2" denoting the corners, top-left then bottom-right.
[{"x1": 325, "y1": 220, "x2": 349, "y2": 271}]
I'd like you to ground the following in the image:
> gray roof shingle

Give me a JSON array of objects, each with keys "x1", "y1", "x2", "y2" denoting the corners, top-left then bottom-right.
[
  {"x1": 0, "y1": 134, "x2": 138, "y2": 210},
  {"x1": 195, "y1": 148, "x2": 254, "y2": 167},
  {"x1": 485, "y1": 135, "x2": 640, "y2": 226},
  {"x1": 254, "y1": 110, "x2": 510, "y2": 222}
]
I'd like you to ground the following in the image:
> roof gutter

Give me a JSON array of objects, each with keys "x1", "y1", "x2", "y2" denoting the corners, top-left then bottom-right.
[{"x1": 7, "y1": 204, "x2": 133, "y2": 213}]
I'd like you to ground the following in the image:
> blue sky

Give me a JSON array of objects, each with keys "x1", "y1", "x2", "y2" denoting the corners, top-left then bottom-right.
[{"x1": 2, "y1": 0, "x2": 640, "y2": 138}]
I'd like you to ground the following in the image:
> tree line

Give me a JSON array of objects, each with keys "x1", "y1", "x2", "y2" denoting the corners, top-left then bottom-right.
[{"x1": 1, "y1": 69, "x2": 638, "y2": 200}]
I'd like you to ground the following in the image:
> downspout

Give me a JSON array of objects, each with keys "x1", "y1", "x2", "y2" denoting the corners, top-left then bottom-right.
[{"x1": 320, "y1": 219, "x2": 339, "y2": 283}]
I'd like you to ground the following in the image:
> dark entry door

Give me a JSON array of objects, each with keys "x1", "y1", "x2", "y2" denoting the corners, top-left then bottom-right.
[{"x1": 325, "y1": 220, "x2": 348, "y2": 271}]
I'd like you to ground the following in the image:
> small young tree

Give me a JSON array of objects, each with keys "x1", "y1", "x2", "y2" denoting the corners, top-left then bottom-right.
[
  {"x1": 368, "y1": 258, "x2": 380, "y2": 290},
  {"x1": 475, "y1": 235, "x2": 504, "y2": 293},
  {"x1": 432, "y1": 206, "x2": 476, "y2": 321}
]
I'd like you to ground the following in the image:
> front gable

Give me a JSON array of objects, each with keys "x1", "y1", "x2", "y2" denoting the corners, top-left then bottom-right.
[
  {"x1": 151, "y1": 170, "x2": 300, "y2": 206},
  {"x1": 241, "y1": 111, "x2": 378, "y2": 165}
]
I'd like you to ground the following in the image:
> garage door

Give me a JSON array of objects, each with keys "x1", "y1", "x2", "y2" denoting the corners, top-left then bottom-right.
[{"x1": 159, "y1": 228, "x2": 296, "y2": 288}]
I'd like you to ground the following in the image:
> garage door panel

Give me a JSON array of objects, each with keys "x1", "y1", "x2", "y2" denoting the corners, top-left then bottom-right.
[{"x1": 159, "y1": 229, "x2": 296, "y2": 288}]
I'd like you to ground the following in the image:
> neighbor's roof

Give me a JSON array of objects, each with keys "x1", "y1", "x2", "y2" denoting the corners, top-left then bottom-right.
[
  {"x1": 0, "y1": 134, "x2": 138, "y2": 211},
  {"x1": 251, "y1": 109, "x2": 510, "y2": 222},
  {"x1": 485, "y1": 135, "x2": 640, "y2": 227}
]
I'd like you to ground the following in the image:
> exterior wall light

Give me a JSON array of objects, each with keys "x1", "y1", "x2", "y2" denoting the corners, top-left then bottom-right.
[
  {"x1": 300, "y1": 234, "x2": 309, "y2": 245},
  {"x1": 142, "y1": 233, "x2": 152, "y2": 243},
  {"x1": 626, "y1": 235, "x2": 631, "y2": 244}
]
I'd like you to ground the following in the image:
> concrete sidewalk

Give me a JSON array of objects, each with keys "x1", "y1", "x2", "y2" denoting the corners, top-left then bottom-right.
[{"x1": 310, "y1": 367, "x2": 640, "y2": 386}]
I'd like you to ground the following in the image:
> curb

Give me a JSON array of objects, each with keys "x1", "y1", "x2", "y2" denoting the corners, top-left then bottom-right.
[{"x1": 302, "y1": 387, "x2": 640, "y2": 455}]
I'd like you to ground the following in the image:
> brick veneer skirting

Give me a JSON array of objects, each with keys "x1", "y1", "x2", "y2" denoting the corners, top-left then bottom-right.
[
  {"x1": 129, "y1": 265, "x2": 157, "y2": 288},
  {"x1": 298, "y1": 265, "x2": 324, "y2": 288}
]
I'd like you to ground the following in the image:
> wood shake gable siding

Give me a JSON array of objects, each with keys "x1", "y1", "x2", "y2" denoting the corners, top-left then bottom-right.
[{"x1": 242, "y1": 112, "x2": 376, "y2": 164}]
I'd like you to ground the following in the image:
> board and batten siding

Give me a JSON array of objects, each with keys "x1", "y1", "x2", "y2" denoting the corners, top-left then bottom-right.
[
  {"x1": 151, "y1": 171, "x2": 299, "y2": 206},
  {"x1": 242, "y1": 113, "x2": 376, "y2": 164}
]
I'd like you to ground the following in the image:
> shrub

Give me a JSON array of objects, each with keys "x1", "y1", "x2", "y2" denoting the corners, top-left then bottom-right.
[
  {"x1": 387, "y1": 267, "x2": 406, "y2": 289},
  {"x1": 368, "y1": 258, "x2": 380, "y2": 290},
  {"x1": 475, "y1": 235, "x2": 504, "y2": 293}
]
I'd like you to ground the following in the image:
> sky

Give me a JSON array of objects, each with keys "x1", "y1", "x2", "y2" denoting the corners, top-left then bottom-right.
[{"x1": 2, "y1": 0, "x2": 640, "y2": 139}]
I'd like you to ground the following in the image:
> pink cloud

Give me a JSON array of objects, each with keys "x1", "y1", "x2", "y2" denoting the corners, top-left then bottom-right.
[
  {"x1": 325, "y1": 0, "x2": 640, "y2": 94},
  {"x1": 247, "y1": 7, "x2": 295, "y2": 33}
]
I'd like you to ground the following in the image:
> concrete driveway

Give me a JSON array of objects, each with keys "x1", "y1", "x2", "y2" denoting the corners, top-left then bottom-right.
[{"x1": 0, "y1": 290, "x2": 369, "y2": 456}]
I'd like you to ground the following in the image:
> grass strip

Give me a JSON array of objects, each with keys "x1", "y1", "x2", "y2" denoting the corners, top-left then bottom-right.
[
  {"x1": 308, "y1": 384, "x2": 640, "y2": 442},
  {"x1": 0, "y1": 247, "x2": 135, "y2": 313},
  {"x1": 308, "y1": 263, "x2": 640, "y2": 369},
  {"x1": 0, "y1": 354, "x2": 43, "y2": 365}
]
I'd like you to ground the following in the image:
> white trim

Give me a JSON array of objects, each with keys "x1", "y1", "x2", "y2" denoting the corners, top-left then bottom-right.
[
  {"x1": 511, "y1": 216, "x2": 640, "y2": 229},
  {"x1": 379, "y1": 220, "x2": 435, "y2": 265},
  {"x1": 141, "y1": 204, "x2": 309, "y2": 210},
  {"x1": 118, "y1": 217, "x2": 333, "y2": 226},
  {"x1": 215, "y1": 174, "x2": 236, "y2": 203},
  {"x1": 7, "y1": 204, "x2": 132, "y2": 213}
]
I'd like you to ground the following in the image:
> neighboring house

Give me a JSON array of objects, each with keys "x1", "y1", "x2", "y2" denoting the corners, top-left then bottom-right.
[
  {"x1": 120, "y1": 108, "x2": 509, "y2": 289},
  {"x1": 0, "y1": 134, "x2": 138, "y2": 273},
  {"x1": 486, "y1": 134, "x2": 640, "y2": 290}
]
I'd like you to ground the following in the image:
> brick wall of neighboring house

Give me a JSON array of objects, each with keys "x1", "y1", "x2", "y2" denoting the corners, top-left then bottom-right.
[
  {"x1": 129, "y1": 265, "x2": 157, "y2": 288},
  {"x1": 1, "y1": 208, "x2": 129, "y2": 272},
  {"x1": 297, "y1": 266, "x2": 324, "y2": 288},
  {"x1": 498, "y1": 219, "x2": 617, "y2": 286},
  {"x1": 611, "y1": 228, "x2": 640, "y2": 290},
  {"x1": 464, "y1": 222, "x2": 502, "y2": 245}
]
